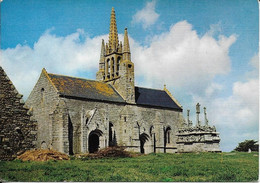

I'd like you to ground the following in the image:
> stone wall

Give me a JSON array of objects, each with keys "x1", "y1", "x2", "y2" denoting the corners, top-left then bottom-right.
[
  {"x1": 0, "y1": 67, "x2": 37, "y2": 160},
  {"x1": 176, "y1": 125, "x2": 221, "y2": 152},
  {"x1": 46, "y1": 97, "x2": 184, "y2": 154},
  {"x1": 25, "y1": 69, "x2": 60, "y2": 149}
]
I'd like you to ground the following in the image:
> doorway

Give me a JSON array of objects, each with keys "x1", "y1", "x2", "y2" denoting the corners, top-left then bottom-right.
[
  {"x1": 89, "y1": 133, "x2": 99, "y2": 153},
  {"x1": 139, "y1": 133, "x2": 149, "y2": 154},
  {"x1": 88, "y1": 129, "x2": 103, "y2": 153}
]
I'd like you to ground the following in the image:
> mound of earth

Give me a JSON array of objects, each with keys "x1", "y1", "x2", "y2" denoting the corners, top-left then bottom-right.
[
  {"x1": 97, "y1": 146, "x2": 132, "y2": 157},
  {"x1": 17, "y1": 149, "x2": 70, "y2": 161},
  {"x1": 76, "y1": 146, "x2": 139, "y2": 159}
]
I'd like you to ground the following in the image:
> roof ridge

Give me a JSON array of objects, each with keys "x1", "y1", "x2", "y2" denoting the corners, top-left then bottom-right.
[
  {"x1": 163, "y1": 87, "x2": 182, "y2": 109},
  {"x1": 48, "y1": 72, "x2": 103, "y2": 83},
  {"x1": 135, "y1": 86, "x2": 164, "y2": 91}
]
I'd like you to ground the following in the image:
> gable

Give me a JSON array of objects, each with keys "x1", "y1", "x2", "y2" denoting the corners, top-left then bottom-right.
[{"x1": 135, "y1": 87, "x2": 182, "y2": 111}]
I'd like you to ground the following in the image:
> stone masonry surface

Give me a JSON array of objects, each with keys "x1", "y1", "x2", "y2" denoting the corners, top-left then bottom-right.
[{"x1": 0, "y1": 66, "x2": 37, "y2": 160}]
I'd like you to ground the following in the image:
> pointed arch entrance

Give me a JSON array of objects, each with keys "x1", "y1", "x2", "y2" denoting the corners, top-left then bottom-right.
[
  {"x1": 88, "y1": 129, "x2": 103, "y2": 153},
  {"x1": 139, "y1": 133, "x2": 149, "y2": 154},
  {"x1": 164, "y1": 126, "x2": 172, "y2": 153}
]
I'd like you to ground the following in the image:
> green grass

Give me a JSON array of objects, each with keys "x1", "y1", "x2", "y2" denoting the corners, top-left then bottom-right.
[{"x1": 0, "y1": 152, "x2": 258, "y2": 182}]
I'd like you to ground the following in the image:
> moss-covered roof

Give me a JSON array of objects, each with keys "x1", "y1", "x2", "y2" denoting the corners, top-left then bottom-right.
[
  {"x1": 45, "y1": 71, "x2": 182, "y2": 110},
  {"x1": 47, "y1": 73, "x2": 125, "y2": 103}
]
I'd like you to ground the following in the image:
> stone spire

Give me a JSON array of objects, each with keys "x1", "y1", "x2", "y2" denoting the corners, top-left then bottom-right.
[
  {"x1": 99, "y1": 39, "x2": 105, "y2": 69},
  {"x1": 96, "y1": 39, "x2": 106, "y2": 81},
  {"x1": 187, "y1": 109, "x2": 193, "y2": 127},
  {"x1": 123, "y1": 28, "x2": 131, "y2": 61},
  {"x1": 108, "y1": 7, "x2": 119, "y2": 52}
]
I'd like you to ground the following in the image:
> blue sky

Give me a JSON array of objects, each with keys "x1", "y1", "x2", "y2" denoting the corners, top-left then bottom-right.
[{"x1": 1, "y1": 0, "x2": 258, "y2": 152}]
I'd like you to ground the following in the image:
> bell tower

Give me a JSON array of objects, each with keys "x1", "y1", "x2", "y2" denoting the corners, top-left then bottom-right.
[
  {"x1": 96, "y1": 7, "x2": 135, "y2": 104},
  {"x1": 96, "y1": 7, "x2": 123, "y2": 81}
]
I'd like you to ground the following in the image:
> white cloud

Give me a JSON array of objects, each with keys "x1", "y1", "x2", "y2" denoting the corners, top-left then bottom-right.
[
  {"x1": 212, "y1": 78, "x2": 258, "y2": 151},
  {"x1": 208, "y1": 79, "x2": 258, "y2": 128},
  {"x1": 132, "y1": 0, "x2": 159, "y2": 29},
  {"x1": 246, "y1": 52, "x2": 259, "y2": 79},
  {"x1": 250, "y1": 52, "x2": 259, "y2": 69},
  {"x1": 0, "y1": 29, "x2": 108, "y2": 98},
  {"x1": 205, "y1": 83, "x2": 223, "y2": 97},
  {"x1": 207, "y1": 22, "x2": 222, "y2": 37},
  {"x1": 131, "y1": 21, "x2": 236, "y2": 96}
]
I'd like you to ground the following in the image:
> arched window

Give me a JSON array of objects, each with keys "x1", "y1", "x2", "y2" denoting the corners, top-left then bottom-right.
[
  {"x1": 116, "y1": 57, "x2": 121, "y2": 76},
  {"x1": 41, "y1": 88, "x2": 44, "y2": 102},
  {"x1": 109, "y1": 123, "x2": 114, "y2": 147},
  {"x1": 165, "y1": 127, "x2": 171, "y2": 144},
  {"x1": 111, "y1": 57, "x2": 115, "y2": 77},
  {"x1": 107, "y1": 59, "x2": 110, "y2": 79},
  {"x1": 149, "y1": 126, "x2": 154, "y2": 137}
]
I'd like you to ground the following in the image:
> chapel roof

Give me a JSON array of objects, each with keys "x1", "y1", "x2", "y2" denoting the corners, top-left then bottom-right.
[
  {"x1": 47, "y1": 73, "x2": 125, "y2": 103},
  {"x1": 135, "y1": 87, "x2": 182, "y2": 111},
  {"x1": 45, "y1": 71, "x2": 182, "y2": 111}
]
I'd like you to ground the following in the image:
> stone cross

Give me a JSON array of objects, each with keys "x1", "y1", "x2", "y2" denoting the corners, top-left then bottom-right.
[
  {"x1": 187, "y1": 109, "x2": 192, "y2": 127},
  {"x1": 204, "y1": 107, "x2": 209, "y2": 126},
  {"x1": 196, "y1": 103, "x2": 201, "y2": 126},
  {"x1": 187, "y1": 109, "x2": 190, "y2": 123}
]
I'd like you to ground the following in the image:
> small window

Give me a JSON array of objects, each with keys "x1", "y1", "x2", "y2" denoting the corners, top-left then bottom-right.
[
  {"x1": 16, "y1": 128, "x2": 22, "y2": 134},
  {"x1": 124, "y1": 117, "x2": 127, "y2": 122},
  {"x1": 41, "y1": 88, "x2": 45, "y2": 101},
  {"x1": 0, "y1": 136, "x2": 3, "y2": 144},
  {"x1": 128, "y1": 64, "x2": 132, "y2": 68},
  {"x1": 167, "y1": 131, "x2": 170, "y2": 143},
  {"x1": 86, "y1": 117, "x2": 89, "y2": 125}
]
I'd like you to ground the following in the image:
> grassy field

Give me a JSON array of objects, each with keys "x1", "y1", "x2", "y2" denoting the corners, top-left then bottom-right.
[{"x1": 0, "y1": 152, "x2": 258, "y2": 182}]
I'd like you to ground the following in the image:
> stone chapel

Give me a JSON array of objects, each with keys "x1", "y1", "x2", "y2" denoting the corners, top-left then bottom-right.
[{"x1": 25, "y1": 8, "x2": 220, "y2": 154}]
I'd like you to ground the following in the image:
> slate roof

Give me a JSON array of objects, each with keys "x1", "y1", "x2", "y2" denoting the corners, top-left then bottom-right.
[
  {"x1": 47, "y1": 73, "x2": 125, "y2": 103},
  {"x1": 45, "y1": 72, "x2": 182, "y2": 110},
  {"x1": 135, "y1": 87, "x2": 182, "y2": 110}
]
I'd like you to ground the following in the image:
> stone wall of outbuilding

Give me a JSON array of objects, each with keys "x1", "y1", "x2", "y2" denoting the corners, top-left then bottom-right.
[{"x1": 0, "y1": 67, "x2": 37, "y2": 160}]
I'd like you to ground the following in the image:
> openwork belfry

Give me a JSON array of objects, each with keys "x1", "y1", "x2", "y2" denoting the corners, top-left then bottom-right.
[{"x1": 25, "y1": 8, "x2": 221, "y2": 154}]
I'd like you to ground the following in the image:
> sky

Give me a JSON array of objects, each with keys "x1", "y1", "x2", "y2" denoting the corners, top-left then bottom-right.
[{"x1": 0, "y1": 0, "x2": 259, "y2": 152}]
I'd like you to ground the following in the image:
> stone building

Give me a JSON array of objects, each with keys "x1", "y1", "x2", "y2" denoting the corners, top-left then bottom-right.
[
  {"x1": 0, "y1": 66, "x2": 37, "y2": 160},
  {"x1": 26, "y1": 8, "x2": 220, "y2": 154}
]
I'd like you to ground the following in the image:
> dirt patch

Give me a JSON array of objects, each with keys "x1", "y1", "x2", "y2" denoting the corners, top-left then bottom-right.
[{"x1": 17, "y1": 149, "x2": 70, "y2": 161}]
